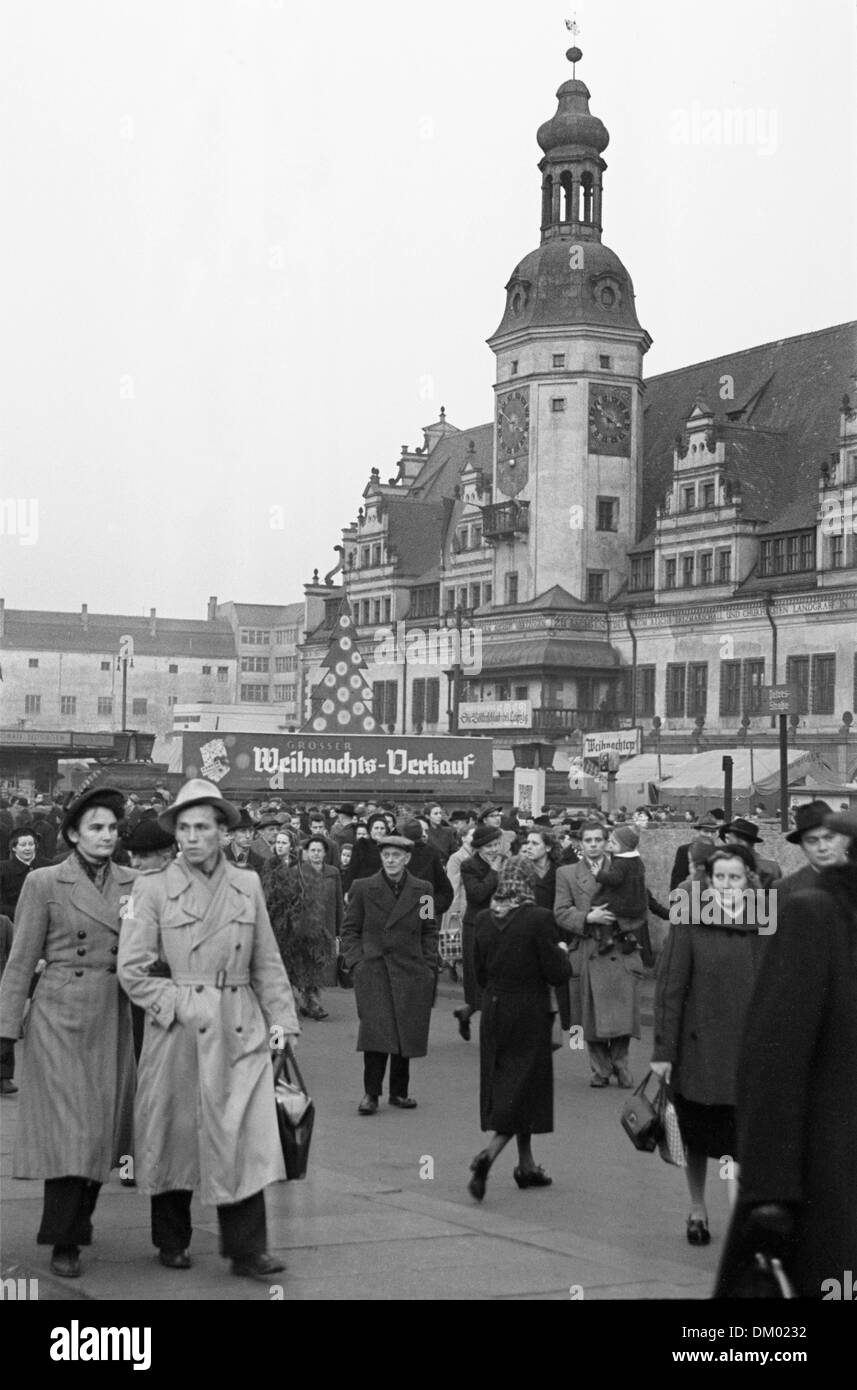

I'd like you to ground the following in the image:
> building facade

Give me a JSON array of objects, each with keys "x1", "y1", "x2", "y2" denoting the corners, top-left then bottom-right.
[{"x1": 301, "y1": 48, "x2": 857, "y2": 783}]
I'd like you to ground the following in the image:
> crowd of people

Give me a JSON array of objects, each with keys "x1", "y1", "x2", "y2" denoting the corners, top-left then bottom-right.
[{"x1": 0, "y1": 781, "x2": 854, "y2": 1297}]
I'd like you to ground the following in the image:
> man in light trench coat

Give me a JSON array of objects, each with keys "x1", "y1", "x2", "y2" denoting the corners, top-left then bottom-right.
[
  {"x1": 118, "y1": 778, "x2": 301, "y2": 1282},
  {"x1": 554, "y1": 819, "x2": 643, "y2": 1087},
  {"x1": 341, "y1": 834, "x2": 438, "y2": 1114}
]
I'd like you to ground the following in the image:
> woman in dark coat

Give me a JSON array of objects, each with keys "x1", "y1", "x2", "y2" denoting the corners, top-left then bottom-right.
[
  {"x1": 341, "y1": 812, "x2": 390, "y2": 893},
  {"x1": 455, "y1": 825, "x2": 506, "y2": 1039},
  {"x1": 652, "y1": 844, "x2": 768, "y2": 1246},
  {"x1": 715, "y1": 812, "x2": 857, "y2": 1298},
  {"x1": 263, "y1": 834, "x2": 343, "y2": 1020},
  {"x1": 467, "y1": 861, "x2": 572, "y2": 1201}
]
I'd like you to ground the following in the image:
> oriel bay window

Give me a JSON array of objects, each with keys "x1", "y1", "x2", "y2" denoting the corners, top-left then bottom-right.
[
  {"x1": 410, "y1": 584, "x2": 439, "y2": 619},
  {"x1": 630, "y1": 554, "x2": 654, "y2": 591}
]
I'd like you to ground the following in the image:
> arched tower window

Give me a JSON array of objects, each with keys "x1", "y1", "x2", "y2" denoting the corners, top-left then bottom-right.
[
  {"x1": 560, "y1": 170, "x2": 575, "y2": 223},
  {"x1": 580, "y1": 172, "x2": 594, "y2": 224},
  {"x1": 541, "y1": 174, "x2": 553, "y2": 230}
]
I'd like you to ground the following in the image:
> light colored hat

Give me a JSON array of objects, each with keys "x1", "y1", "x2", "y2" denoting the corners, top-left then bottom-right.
[
  {"x1": 158, "y1": 778, "x2": 240, "y2": 831},
  {"x1": 377, "y1": 835, "x2": 414, "y2": 851}
]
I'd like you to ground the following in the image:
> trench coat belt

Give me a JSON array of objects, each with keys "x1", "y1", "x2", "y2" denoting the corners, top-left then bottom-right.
[{"x1": 171, "y1": 973, "x2": 252, "y2": 988}]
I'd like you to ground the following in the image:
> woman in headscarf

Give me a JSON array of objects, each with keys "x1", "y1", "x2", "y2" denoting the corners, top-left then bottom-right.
[
  {"x1": 341, "y1": 812, "x2": 390, "y2": 892},
  {"x1": 467, "y1": 860, "x2": 573, "y2": 1202},
  {"x1": 263, "y1": 833, "x2": 343, "y2": 1021}
]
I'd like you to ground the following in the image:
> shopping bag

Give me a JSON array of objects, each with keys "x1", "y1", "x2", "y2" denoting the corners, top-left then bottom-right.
[
  {"x1": 655, "y1": 1078, "x2": 687, "y2": 1167},
  {"x1": 620, "y1": 1071, "x2": 663, "y2": 1153},
  {"x1": 273, "y1": 1043, "x2": 315, "y2": 1180}
]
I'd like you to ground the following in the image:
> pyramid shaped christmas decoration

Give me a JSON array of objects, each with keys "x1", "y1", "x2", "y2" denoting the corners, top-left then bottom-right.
[{"x1": 301, "y1": 598, "x2": 380, "y2": 734}]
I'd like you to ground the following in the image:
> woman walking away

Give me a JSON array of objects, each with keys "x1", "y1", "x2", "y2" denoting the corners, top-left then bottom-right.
[
  {"x1": 263, "y1": 835, "x2": 343, "y2": 1020},
  {"x1": 468, "y1": 861, "x2": 572, "y2": 1202},
  {"x1": 652, "y1": 844, "x2": 768, "y2": 1246}
]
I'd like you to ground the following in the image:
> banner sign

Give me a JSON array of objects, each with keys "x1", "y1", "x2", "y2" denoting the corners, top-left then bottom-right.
[
  {"x1": 582, "y1": 729, "x2": 642, "y2": 759},
  {"x1": 458, "y1": 700, "x2": 532, "y2": 729},
  {"x1": 180, "y1": 732, "x2": 493, "y2": 794}
]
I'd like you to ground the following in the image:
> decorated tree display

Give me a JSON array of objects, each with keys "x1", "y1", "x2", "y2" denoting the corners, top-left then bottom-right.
[{"x1": 301, "y1": 599, "x2": 380, "y2": 734}]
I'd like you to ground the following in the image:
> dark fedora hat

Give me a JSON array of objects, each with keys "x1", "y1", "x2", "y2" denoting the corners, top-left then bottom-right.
[
  {"x1": 125, "y1": 819, "x2": 176, "y2": 854},
  {"x1": 334, "y1": 803, "x2": 356, "y2": 817},
  {"x1": 719, "y1": 817, "x2": 764, "y2": 844},
  {"x1": 785, "y1": 800, "x2": 833, "y2": 844},
  {"x1": 62, "y1": 785, "x2": 125, "y2": 846},
  {"x1": 234, "y1": 808, "x2": 256, "y2": 831},
  {"x1": 471, "y1": 824, "x2": 503, "y2": 851}
]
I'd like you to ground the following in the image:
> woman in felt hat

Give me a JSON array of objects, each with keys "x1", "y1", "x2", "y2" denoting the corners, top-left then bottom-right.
[
  {"x1": 455, "y1": 824, "x2": 508, "y2": 1040},
  {"x1": 0, "y1": 785, "x2": 136, "y2": 1278},
  {"x1": 262, "y1": 833, "x2": 343, "y2": 1021},
  {"x1": 467, "y1": 860, "x2": 572, "y2": 1201}
]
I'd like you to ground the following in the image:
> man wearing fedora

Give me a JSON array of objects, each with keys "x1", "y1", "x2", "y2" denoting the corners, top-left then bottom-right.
[
  {"x1": 224, "y1": 808, "x2": 268, "y2": 875},
  {"x1": 118, "y1": 778, "x2": 301, "y2": 1282},
  {"x1": 720, "y1": 817, "x2": 781, "y2": 888},
  {"x1": 0, "y1": 786, "x2": 137, "y2": 1278},
  {"x1": 669, "y1": 813, "x2": 721, "y2": 892},
  {"x1": 341, "y1": 834, "x2": 438, "y2": 1115},
  {"x1": 770, "y1": 801, "x2": 852, "y2": 909}
]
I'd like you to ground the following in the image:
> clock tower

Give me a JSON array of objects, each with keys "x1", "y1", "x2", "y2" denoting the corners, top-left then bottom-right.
[{"x1": 486, "y1": 46, "x2": 651, "y2": 605}]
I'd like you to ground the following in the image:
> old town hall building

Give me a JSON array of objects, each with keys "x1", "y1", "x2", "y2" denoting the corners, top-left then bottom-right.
[{"x1": 305, "y1": 49, "x2": 857, "y2": 781}]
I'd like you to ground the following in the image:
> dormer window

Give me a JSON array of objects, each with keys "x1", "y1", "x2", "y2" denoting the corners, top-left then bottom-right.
[
  {"x1": 702, "y1": 482, "x2": 716, "y2": 508},
  {"x1": 683, "y1": 485, "x2": 696, "y2": 511}
]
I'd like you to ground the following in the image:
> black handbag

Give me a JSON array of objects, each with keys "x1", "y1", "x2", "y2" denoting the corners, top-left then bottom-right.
[
  {"x1": 273, "y1": 1043, "x2": 315, "y2": 1180},
  {"x1": 620, "y1": 1071, "x2": 664, "y2": 1152}
]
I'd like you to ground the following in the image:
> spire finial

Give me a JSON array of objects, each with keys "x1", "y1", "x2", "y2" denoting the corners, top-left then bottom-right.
[{"x1": 565, "y1": 14, "x2": 582, "y2": 76}]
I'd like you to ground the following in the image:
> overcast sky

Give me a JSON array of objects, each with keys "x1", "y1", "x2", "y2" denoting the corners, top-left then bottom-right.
[{"x1": 1, "y1": 0, "x2": 855, "y2": 619}]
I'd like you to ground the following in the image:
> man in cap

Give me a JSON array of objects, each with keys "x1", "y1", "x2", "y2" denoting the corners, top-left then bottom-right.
[
  {"x1": 720, "y1": 817, "x2": 781, "y2": 888},
  {"x1": 341, "y1": 834, "x2": 438, "y2": 1115},
  {"x1": 769, "y1": 801, "x2": 850, "y2": 910},
  {"x1": 0, "y1": 785, "x2": 136, "y2": 1277},
  {"x1": 118, "y1": 778, "x2": 300, "y2": 1281}
]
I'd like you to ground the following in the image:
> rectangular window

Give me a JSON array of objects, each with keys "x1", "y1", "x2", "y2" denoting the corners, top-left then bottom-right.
[
  {"x1": 28, "y1": 657, "x2": 39, "y2": 668},
  {"x1": 445, "y1": 587, "x2": 455, "y2": 613},
  {"x1": 274, "y1": 628, "x2": 297, "y2": 644},
  {"x1": 483, "y1": 582, "x2": 493, "y2": 606},
  {"x1": 240, "y1": 685, "x2": 269, "y2": 703},
  {"x1": 383, "y1": 596, "x2": 391, "y2": 623},
  {"x1": 202, "y1": 665, "x2": 211, "y2": 675},
  {"x1": 240, "y1": 629, "x2": 270, "y2": 645},
  {"x1": 457, "y1": 587, "x2": 468, "y2": 610},
  {"x1": 372, "y1": 543, "x2": 382, "y2": 567},
  {"x1": 786, "y1": 535, "x2": 800, "y2": 573},
  {"x1": 682, "y1": 554, "x2": 694, "y2": 587},
  {"x1": 596, "y1": 497, "x2": 619, "y2": 531},
  {"x1": 665, "y1": 664, "x2": 686, "y2": 718},
  {"x1": 687, "y1": 663, "x2": 708, "y2": 718},
  {"x1": 743, "y1": 659, "x2": 765, "y2": 716},
  {"x1": 373, "y1": 680, "x2": 398, "y2": 727},
  {"x1": 551, "y1": 397, "x2": 566, "y2": 412},
  {"x1": 586, "y1": 570, "x2": 606, "y2": 602},
  {"x1": 60, "y1": 696, "x2": 77, "y2": 716},
  {"x1": 373, "y1": 599, "x2": 382, "y2": 626},
  {"x1": 772, "y1": 538, "x2": 785, "y2": 575},
  {"x1": 510, "y1": 360, "x2": 518, "y2": 375},
  {"x1": 700, "y1": 551, "x2": 713, "y2": 585},
  {"x1": 702, "y1": 483, "x2": 715, "y2": 508},
  {"x1": 599, "y1": 355, "x2": 611, "y2": 369},
  {"x1": 717, "y1": 548, "x2": 731, "y2": 583},
  {"x1": 217, "y1": 667, "x2": 229, "y2": 681},
  {"x1": 635, "y1": 666, "x2": 656, "y2": 718},
  {"x1": 785, "y1": 654, "x2": 810, "y2": 714},
  {"x1": 664, "y1": 557, "x2": 677, "y2": 590},
  {"x1": 811, "y1": 654, "x2": 836, "y2": 714},
  {"x1": 101, "y1": 660, "x2": 111, "y2": 671},
  {"x1": 505, "y1": 572, "x2": 519, "y2": 605},
  {"x1": 412, "y1": 678, "x2": 426, "y2": 728},
  {"x1": 168, "y1": 663, "x2": 178, "y2": 674},
  {"x1": 413, "y1": 678, "x2": 440, "y2": 728},
  {"x1": 630, "y1": 554, "x2": 654, "y2": 591},
  {"x1": 97, "y1": 697, "x2": 113, "y2": 716},
  {"x1": 241, "y1": 656, "x2": 269, "y2": 673},
  {"x1": 471, "y1": 523, "x2": 482, "y2": 549},
  {"x1": 361, "y1": 546, "x2": 370, "y2": 567},
  {"x1": 552, "y1": 353, "x2": 565, "y2": 368},
  {"x1": 25, "y1": 694, "x2": 41, "y2": 714},
  {"x1": 132, "y1": 698, "x2": 148, "y2": 716},
  {"x1": 410, "y1": 585, "x2": 439, "y2": 619},
  {"x1": 514, "y1": 685, "x2": 528, "y2": 702},
  {"x1": 168, "y1": 695, "x2": 178, "y2": 707},
  {"x1": 720, "y1": 660, "x2": 742, "y2": 716},
  {"x1": 831, "y1": 534, "x2": 845, "y2": 568},
  {"x1": 799, "y1": 533, "x2": 814, "y2": 570},
  {"x1": 683, "y1": 486, "x2": 695, "y2": 512},
  {"x1": 497, "y1": 680, "x2": 511, "y2": 701},
  {"x1": 273, "y1": 684, "x2": 296, "y2": 702},
  {"x1": 274, "y1": 656, "x2": 296, "y2": 673},
  {"x1": 470, "y1": 584, "x2": 481, "y2": 609}
]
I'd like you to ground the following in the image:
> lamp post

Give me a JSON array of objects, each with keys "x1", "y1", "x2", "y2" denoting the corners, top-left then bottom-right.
[
  {"x1": 116, "y1": 635, "x2": 134, "y2": 733},
  {"x1": 651, "y1": 715, "x2": 662, "y2": 783},
  {"x1": 444, "y1": 604, "x2": 471, "y2": 736}
]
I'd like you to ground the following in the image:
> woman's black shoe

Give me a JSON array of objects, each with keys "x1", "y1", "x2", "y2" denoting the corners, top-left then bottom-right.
[
  {"x1": 454, "y1": 1008, "x2": 471, "y2": 1041},
  {"x1": 686, "y1": 1216, "x2": 711, "y2": 1246},
  {"x1": 50, "y1": 1246, "x2": 81, "y2": 1278},
  {"x1": 513, "y1": 1166, "x2": 552, "y2": 1189},
  {"x1": 468, "y1": 1150, "x2": 491, "y2": 1202}
]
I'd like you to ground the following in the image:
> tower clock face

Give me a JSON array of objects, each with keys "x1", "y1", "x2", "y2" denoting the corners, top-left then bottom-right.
[
  {"x1": 588, "y1": 384, "x2": 632, "y2": 456},
  {"x1": 496, "y1": 387, "x2": 530, "y2": 496}
]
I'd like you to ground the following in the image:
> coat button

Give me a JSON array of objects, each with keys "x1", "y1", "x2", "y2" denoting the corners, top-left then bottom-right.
[
  {"x1": 195, "y1": 985, "x2": 204, "y2": 993},
  {"x1": 110, "y1": 946, "x2": 118, "y2": 955},
  {"x1": 107, "y1": 966, "x2": 116, "y2": 974},
  {"x1": 235, "y1": 1026, "x2": 243, "y2": 1034},
  {"x1": 76, "y1": 947, "x2": 86, "y2": 956},
  {"x1": 231, "y1": 986, "x2": 237, "y2": 993},
  {"x1": 77, "y1": 930, "x2": 86, "y2": 939},
  {"x1": 199, "y1": 1026, "x2": 207, "y2": 1034},
  {"x1": 74, "y1": 970, "x2": 84, "y2": 977}
]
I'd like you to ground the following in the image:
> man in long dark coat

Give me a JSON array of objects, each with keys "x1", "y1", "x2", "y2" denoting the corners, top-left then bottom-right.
[
  {"x1": 769, "y1": 800, "x2": 850, "y2": 911},
  {"x1": 341, "y1": 835, "x2": 438, "y2": 1114}
]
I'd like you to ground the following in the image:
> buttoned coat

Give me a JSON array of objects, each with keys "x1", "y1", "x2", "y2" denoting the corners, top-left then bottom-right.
[
  {"x1": 0, "y1": 856, "x2": 137, "y2": 1180},
  {"x1": 341, "y1": 870, "x2": 438, "y2": 1057},
  {"x1": 554, "y1": 856, "x2": 643, "y2": 1040},
  {"x1": 118, "y1": 855, "x2": 300, "y2": 1206}
]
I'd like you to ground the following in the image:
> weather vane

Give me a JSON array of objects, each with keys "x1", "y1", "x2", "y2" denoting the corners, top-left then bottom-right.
[{"x1": 564, "y1": 15, "x2": 582, "y2": 76}]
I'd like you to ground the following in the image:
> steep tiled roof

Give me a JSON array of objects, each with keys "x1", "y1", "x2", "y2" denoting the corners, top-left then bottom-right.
[
  {"x1": 1, "y1": 610, "x2": 236, "y2": 657},
  {"x1": 408, "y1": 424, "x2": 494, "y2": 503},
  {"x1": 498, "y1": 584, "x2": 595, "y2": 613},
  {"x1": 640, "y1": 322, "x2": 856, "y2": 537},
  {"x1": 384, "y1": 498, "x2": 447, "y2": 577},
  {"x1": 221, "y1": 602, "x2": 303, "y2": 626}
]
